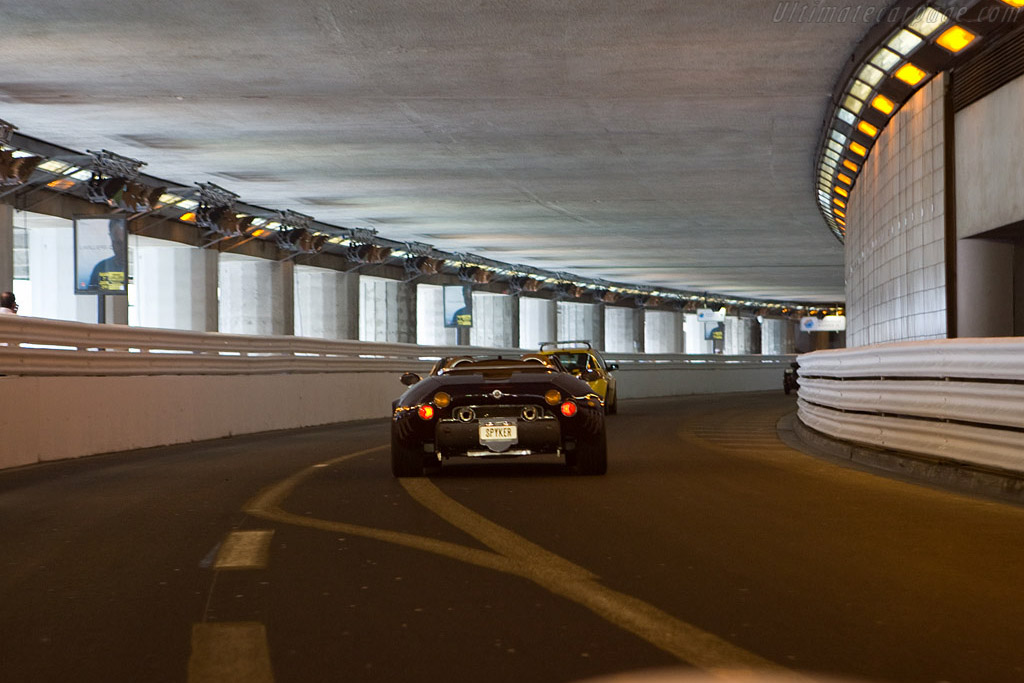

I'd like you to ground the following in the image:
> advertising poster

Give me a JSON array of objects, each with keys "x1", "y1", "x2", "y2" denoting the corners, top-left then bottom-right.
[
  {"x1": 443, "y1": 285, "x2": 472, "y2": 328},
  {"x1": 74, "y1": 216, "x2": 128, "y2": 295}
]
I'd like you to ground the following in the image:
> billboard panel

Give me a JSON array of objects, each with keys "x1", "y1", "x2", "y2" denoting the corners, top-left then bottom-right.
[
  {"x1": 443, "y1": 285, "x2": 472, "y2": 328},
  {"x1": 74, "y1": 216, "x2": 128, "y2": 295}
]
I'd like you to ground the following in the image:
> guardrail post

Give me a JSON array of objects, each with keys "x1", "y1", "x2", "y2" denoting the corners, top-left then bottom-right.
[{"x1": 0, "y1": 204, "x2": 12, "y2": 293}]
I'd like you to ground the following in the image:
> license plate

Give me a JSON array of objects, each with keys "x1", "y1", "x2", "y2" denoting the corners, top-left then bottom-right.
[{"x1": 479, "y1": 424, "x2": 517, "y2": 441}]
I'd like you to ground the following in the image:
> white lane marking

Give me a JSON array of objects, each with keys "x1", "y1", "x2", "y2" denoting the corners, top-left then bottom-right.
[
  {"x1": 214, "y1": 530, "x2": 275, "y2": 570},
  {"x1": 188, "y1": 622, "x2": 274, "y2": 683},
  {"x1": 245, "y1": 446, "x2": 802, "y2": 677},
  {"x1": 399, "y1": 479, "x2": 795, "y2": 677}
]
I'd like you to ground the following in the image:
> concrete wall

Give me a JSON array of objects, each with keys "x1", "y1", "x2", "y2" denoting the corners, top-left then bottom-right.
[
  {"x1": 845, "y1": 74, "x2": 947, "y2": 346},
  {"x1": 954, "y1": 73, "x2": 1024, "y2": 338},
  {"x1": 0, "y1": 372, "x2": 399, "y2": 470},
  {"x1": 613, "y1": 364, "x2": 783, "y2": 400},
  {"x1": 955, "y1": 73, "x2": 1024, "y2": 239},
  {"x1": 0, "y1": 362, "x2": 788, "y2": 470}
]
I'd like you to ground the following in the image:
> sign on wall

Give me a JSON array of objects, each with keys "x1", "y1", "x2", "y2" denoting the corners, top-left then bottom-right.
[
  {"x1": 801, "y1": 315, "x2": 847, "y2": 332},
  {"x1": 696, "y1": 307, "x2": 726, "y2": 323},
  {"x1": 74, "y1": 216, "x2": 128, "y2": 295},
  {"x1": 443, "y1": 285, "x2": 473, "y2": 328}
]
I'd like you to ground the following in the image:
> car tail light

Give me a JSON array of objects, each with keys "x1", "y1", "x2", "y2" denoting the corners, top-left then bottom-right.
[
  {"x1": 544, "y1": 389, "x2": 562, "y2": 405},
  {"x1": 418, "y1": 404, "x2": 435, "y2": 420},
  {"x1": 560, "y1": 401, "x2": 577, "y2": 417},
  {"x1": 433, "y1": 392, "x2": 451, "y2": 408}
]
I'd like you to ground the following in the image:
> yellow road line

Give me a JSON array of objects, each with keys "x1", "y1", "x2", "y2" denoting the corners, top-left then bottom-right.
[
  {"x1": 188, "y1": 622, "x2": 274, "y2": 683},
  {"x1": 244, "y1": 445, "x2": 803, "y2": 679},
  {"x1": 214, "y1": 530, "x2": 275, "y2": 570}
]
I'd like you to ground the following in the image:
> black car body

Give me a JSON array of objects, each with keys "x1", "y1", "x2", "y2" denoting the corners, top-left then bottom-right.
[{"x1": 391, "y1": 355, "x2": 607, "y2": 477}]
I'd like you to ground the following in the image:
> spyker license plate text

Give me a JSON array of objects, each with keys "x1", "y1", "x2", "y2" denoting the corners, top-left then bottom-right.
[{"x1": 479, "y1": 424, "x2": 517, "y2": 441}]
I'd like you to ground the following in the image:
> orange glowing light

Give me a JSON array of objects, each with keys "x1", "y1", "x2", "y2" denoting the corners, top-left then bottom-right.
[
  {"x1": 858, "y1": 121, "x2": 879, "y2": 137},
  {"x1": 871, "y1": 95, "x2": 895, "y2": 115},
  {"x1": 46, "y1": 178, "x2": 76, "y2": 191},
  {"x1": 936, "y1": 25, "x2": 977, "y2": 53},
  {"x1": 894, "y1": 62, "x2": 927, "y2": 86}
]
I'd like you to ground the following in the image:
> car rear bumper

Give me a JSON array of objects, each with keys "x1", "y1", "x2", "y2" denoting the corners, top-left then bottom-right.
[{"x1": 436, "y1": 418, "x2": 561, "y2": 458}]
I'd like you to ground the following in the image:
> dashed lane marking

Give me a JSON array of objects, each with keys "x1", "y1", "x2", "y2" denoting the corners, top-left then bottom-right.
[
  {"x1": 244, "y1": 445, "x2": 804, "y2": 679},
  {"x1": 214, "y1": 530, "x2": 275, "y2": 570},
  {"x1": 188, "y1": 622, "x2": 274, "y2": 683}
]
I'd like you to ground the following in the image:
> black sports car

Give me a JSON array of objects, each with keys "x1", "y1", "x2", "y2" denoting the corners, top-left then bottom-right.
[{"x1": 391, "y1": 354, "x2": 608, "y2": 477}]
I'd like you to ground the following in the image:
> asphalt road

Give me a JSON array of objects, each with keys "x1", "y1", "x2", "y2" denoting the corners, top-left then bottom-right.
[{"x1": 2, "y1": 392, "x2": 1024, "y2": 683}]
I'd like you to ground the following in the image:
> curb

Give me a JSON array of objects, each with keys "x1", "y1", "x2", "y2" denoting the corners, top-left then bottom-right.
[{"x1": 777, "y1": 412, "x2": 1024, "y2": 506}]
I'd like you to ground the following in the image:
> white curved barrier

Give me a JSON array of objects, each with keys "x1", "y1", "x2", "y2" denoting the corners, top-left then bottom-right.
[
  {"x1": 797, "y1": 338, "x2": 1024, "y2": 474},
  {"x1": 0, "y1": 316, "x2": 792, "y2": 469}
]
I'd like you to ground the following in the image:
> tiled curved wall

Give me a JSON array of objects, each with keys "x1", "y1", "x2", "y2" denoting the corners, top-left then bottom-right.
[{"x1": 845, "y1": 74, "x2": 947, "y2": 347}]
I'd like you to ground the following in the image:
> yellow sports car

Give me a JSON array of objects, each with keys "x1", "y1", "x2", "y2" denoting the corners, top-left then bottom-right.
[{"x1": 538, "y1": 341, "x2": 618, "y2": 414}]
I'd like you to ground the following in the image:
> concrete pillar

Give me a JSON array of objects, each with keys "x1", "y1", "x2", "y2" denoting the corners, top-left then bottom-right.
[
  {"x1": 396, "y1": 280, "x2": 417, "y2": 344},
  {"x1": 280, "y1": 260, "x2": 295, "y2": 336},
  {"x1": 957, "y1": 238, "x2": 1014, "y2": 338},
  {"x1": 508, "y1": 295, "x2": 521, "y2": 349},
  {"x1": 359, "y1": 275, "x2": 398, "y2": 342},
  {"x1": 604, "y1": 306, "x2": 635, "y2": 353},
  {"x1": 416, "y1": 284, "x2": 457, "y2": 346},
  {"x1": 729, "y1": 317, "x2": 770, "y2": 356},
  {"x1": 724, "y1": 316, "x2": 760, "y2": 354},
  {"x1": 519, "y1": 296, "x2": 556, "y2": 350},
  {"x1": 102, "y1": 294, "x2": 129, "y2": 325},
  {"x1": 135, "y1": 238, "x2": 219, "y2": 331},
  {"x1": 557, "y1": 301, "x2": 595, "y2": 341},
  {"x1": 545, "y1": 298, "x2": 557, "y2": 343},
  {"x1": 724, "y1": 316, "x2": 742, "y2": 355},
  {"x1": 745, "y1": 317, "x2": 762, "y2": 354},
  {"x1": 761, "y1": 318, "x2": 793, "y2": 355},
  {"x1": 0, "y1": 204, "x2": 12, "y2": 292},
  {"x1": 219, "y1": 253, "x2": 291, "y2": 335},
  {"x1": 470, "y1": 292, "x2": 514, "y2": 348},
  {"x1": 591, "y1": 303, "x2": 606, "y2": 351},
  {"x1": 1015, "y1": 245, "x2": 1024, "y2": 336},
  {"x1": 633, "y1": 308, "x2": 645, "y2": 353},
  {"x1": 294, "y1": 265, "x2": 359, "y2": 340},
  {"x1": 645, "y1": 310, "x2": 682, "y2": 353}
]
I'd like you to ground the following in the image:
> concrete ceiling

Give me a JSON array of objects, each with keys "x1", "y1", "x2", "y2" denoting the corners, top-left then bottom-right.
[{"x1": 0, "y1": 0, "x2": 893, "y2": 303}]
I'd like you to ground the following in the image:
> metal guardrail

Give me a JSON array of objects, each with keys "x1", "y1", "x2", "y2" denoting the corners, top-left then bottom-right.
[
  {"x1": 0, "y1": 316, "x2": 793, "y2": 377},
  {"x1": 797, "y1": 338, "x2": 1024, "y2": 472},
  {"x1": 0, "y1": 316, "x2": 450, "y2": 376}
]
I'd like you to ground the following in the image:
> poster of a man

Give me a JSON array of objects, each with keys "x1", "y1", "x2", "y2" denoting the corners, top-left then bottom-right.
[
  {"x1": 443, "y1": 285, "x2": 472, "y2": 328},
  {"x1": 74, "y1": 217, "x2": 128, "y2": 294}
]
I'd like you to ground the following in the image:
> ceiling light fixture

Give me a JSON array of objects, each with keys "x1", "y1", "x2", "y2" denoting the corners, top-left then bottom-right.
[
  {"x1": 894, "y1": 62, "x2": 928, "y2": 86},
  {"x1": 870, "y1": 94, "x2": 895, "y2": 115},
  {"x1": 936, "y1": 25, "x2": 978, "y2": 53},
  {"x1": 857, "y1": 121, "x2": 879, "y2": 137}
]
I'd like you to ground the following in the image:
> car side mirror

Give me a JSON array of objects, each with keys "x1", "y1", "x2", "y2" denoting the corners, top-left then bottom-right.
[
  {"x1": 606, "y1": 363, "x2": 618, "y2": 372},
  {"x1": 400, "y1": 372, "x2": 422, "y2": 387}
]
